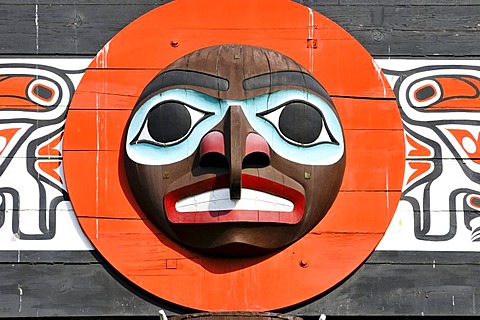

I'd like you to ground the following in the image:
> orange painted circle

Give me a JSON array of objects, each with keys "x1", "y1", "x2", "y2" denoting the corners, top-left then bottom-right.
[{"x1": 63, "y1": 0, "x2": 405, "y2": 311}]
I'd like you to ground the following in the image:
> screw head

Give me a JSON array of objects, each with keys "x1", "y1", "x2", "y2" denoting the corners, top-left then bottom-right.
[
  {"x1": 299, "y1": 260, "x2": 309, "y2": 268},
  {"x1": 373, "y1": 31, "x2": 385, "y2": 42}
]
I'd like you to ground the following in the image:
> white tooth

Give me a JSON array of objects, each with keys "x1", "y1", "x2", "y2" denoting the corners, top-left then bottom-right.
[
  {"x1": 233, "y1": 199, "x2": 241, "y2": 208},
  {"x1": 196, "y1": 201, "x2": 210, "y2": 211},
  {"x1": 274, "y1": 202, "x2": 289, "y2": 211},
  {"x1": 213, "y1": 189, "x2": 229, "y2": 200},
  {"x1": 176, "y1": 204, "x2": 197, "y2": 212},
  {"x1": 257, "y1": 199, "x2": 278, "y2": 211},
  {"x1": 262, "y1": 192, "x2": 282, "y2": 204},
  {"x1": 194, "y1": 192, "x2": 211, "y2": 204},
  {"x1": 175, "y1": 188, "x2": 294, "y2": 213},
  {"x1": 243, "y1": 189, "x2": 258, "y2": 201},
  {"x1": 215, "y1": 199, "x2": 234, "y2": 210},
  {"x1": 209, "y1": 190, "x2": 217, "y2": 201}
]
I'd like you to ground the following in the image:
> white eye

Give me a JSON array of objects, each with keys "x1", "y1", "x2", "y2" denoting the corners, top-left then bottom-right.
[
  {"x1": 27, "y1": 78, "x2": 60, "y2": 107},
  {"x1": 132, "y1": 100, "x2": 212, "y2": 146},
  {"x1": 408, "y1": 79, "x2": 441, "y2": 108},
  {"x1": 257, "y1": 100, "x2": 337, "y2": 147}
]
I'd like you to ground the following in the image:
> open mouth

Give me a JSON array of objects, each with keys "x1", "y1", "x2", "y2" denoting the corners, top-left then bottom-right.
[{"x1": 164, "y1": 174, "x2": 305, "y2": 224}]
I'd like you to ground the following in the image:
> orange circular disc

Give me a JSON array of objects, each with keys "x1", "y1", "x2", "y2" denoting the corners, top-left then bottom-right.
[{"x1": 63, "y1": 0, "x2": 405, "y2": 311}]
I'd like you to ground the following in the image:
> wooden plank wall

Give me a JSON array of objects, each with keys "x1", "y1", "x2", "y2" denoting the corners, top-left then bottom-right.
[
  {"x1": 0, "y1": 0, "x2": 479, "y2": 57},
  {"x1": 0, "y1": 0, "x2": 480, "y2": 317}
]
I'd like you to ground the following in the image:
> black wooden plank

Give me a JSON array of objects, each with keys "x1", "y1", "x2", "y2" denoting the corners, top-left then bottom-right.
[
  {"x1": 351, "y1": 30, "x2": 479, "y2": 57},
  {"x1": 0, "y1": 3, "x2": 480, "y2": 56},
  {"x1": 0, "y1": 251, "x2": 479, "y2": 316},
  {"x1": 38, "y1": 3, "x2": 169, "y2": 56},
  {"x1": 288, "y1": 262, "x2": 480, "y2": 316},
  {"x1": 0, "y1": 0, "x2": 168, "y2": 3},
  {"x1": 3, "y1": 250, "x2": 480, "y2": 265},
  {"x1": 0, "y1": 250, "x2": 98, "y2": 263},
  {"x1": 0, "y1": 251, "x2": 19, "y2": 263},
  {"x1": 0, "y1": 3, "x2": 167, "y2": 55},
  {"x1": 0, "y1": 263, "x2": 182, "y2": 317},
  {"x1": 5, "y1": 206, "x2": 475, "y2": 265},
  {"x1": 305, "y1": 5, "x2": 480, "y2": 56},
  {"x1": 310, "y1": 5, "x2": 480, "y2": 32},
  {"x1": 1, "y1": 0, "x2": 479, "y2": 5},
  {"x1": 367, "y1": 251, "x2": 480, "y2": 265},
  {"x1": 0, "y1": 5, "x2": 39, "y2": 54},
  {"x1": 341, "y1": 0, "x2": 480, "y2": 5}
]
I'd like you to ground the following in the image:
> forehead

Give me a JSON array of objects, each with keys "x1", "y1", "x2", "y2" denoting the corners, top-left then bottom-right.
[
  {"x1": 167, "y1": 44, "x2": 307, "y2": 80},
  {"x1": 138, "y1": 45, "x2": 329, "y2": 101}
]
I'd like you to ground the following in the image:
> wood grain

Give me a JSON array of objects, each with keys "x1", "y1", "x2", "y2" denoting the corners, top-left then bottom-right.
[
  {"x1": 0, "y1": 2, "x2": 479, "y2": 56},
  {"x1": 1, "y1": 250, "x2": 480, "y2": 316}
]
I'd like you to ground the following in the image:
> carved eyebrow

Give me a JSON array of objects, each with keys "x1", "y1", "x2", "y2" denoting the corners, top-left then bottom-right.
[
  {"x1": 243, "y1": 71, "x2": 330, "y2": 100},
  {"x1": 138, "y1": 70, "x2": 229, "y2": 101}
]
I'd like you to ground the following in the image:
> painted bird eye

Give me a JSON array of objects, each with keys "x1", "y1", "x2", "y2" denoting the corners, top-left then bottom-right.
[
  {"x1": 258, "y1": 100, "x2": 337, "y2": 146},
  {"x1": 132, "y1": 100, "x2": 212, "y2": 146},
  {"x1": 408, "y1": 79, "x2": 441, "y2": 108},
  {"x1": 27, "y1": 78, "x2": 60, "y2": 107}
]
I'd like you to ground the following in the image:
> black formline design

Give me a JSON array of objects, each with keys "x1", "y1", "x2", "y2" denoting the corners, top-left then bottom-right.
[
  {"x1": 0, "y1": 63, "x2": 76, "y2": 240},
  {"x1": 386, "y1": 64, "x2": 480, "y2": 242}
]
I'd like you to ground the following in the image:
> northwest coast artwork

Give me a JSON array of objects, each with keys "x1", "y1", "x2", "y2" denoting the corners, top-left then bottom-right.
[
  {"x1": 2, "y1": 60, "x2": 480, "y2": 251},
  {"x1": 378, "y1": 60, "x2": 480, "y2": 250},
  {"x1": 0, "y1": 59, "x2": 91, "y2": 250},
  {"x1": 0, "y1": 64, "x2": 70, "y2": 240},
  {"x1": 124, "y1": 45, "x2": 346, "y2": 256},
  {"x1": 61, "y1": 0, "x2": 404, "y2": 310},
  {"x1": 0, "y1": 0, "x2": 479, "y2": 311}
]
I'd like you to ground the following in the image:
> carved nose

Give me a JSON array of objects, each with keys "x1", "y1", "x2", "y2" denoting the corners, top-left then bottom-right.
[{"x1": 199, "y1": 106, "x2": 270, "y2": 200}]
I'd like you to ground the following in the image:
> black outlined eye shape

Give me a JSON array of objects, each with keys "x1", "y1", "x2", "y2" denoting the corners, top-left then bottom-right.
[
  {"x1": 132, "y1": 100, "x2": 212, "y2": 146},
  {"x1": 407, "y1": 79, "x2": 441, "y2": 108},
  {"x1": 27, "y1": 78, "x2": 60, "y2": 107},
  {"x1": 258, "y1": 100, "x2": 337, "y2": 146}
]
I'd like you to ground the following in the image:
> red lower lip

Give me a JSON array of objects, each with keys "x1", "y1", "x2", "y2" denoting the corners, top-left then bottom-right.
[{"x1": 164, "y1": 174, "x2": 305, "y2": 224}]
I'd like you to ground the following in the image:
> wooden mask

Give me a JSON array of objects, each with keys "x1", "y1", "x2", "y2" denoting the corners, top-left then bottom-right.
[{"x1": 124, "y1": 45, "x2": 346, "y2": 256}]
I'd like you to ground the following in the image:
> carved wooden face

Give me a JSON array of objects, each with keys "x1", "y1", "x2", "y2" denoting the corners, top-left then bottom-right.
[{"x1": 124, "y1": 45, "x2": 346, "y2": 256}]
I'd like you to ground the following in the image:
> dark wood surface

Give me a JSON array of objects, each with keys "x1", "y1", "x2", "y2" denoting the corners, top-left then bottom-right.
[
  {"x1": 0, "y1": 1, "x2": 478, "y2": 56},
  {"x1": 1, "y1": 250, "x2": 480, "y2": 317}
]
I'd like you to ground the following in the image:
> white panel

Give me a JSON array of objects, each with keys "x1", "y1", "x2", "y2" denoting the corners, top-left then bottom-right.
[{"x1": 1, "y1": 57, "x2": 480, "y2": 253}]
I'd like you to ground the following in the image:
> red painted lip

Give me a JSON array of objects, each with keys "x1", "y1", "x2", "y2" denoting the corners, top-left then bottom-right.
[{"x1": 164, "y1": 174, "x2": 305, "y2": 224}]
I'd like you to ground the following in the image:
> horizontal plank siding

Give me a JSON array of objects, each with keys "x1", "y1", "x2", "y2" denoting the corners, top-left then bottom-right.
[
  {"x1": 1, "y1": 250, "x2": 480, "y2": 316},
  {"x1": 0, "y1": 2, "x2": 479, "y2": 56}
]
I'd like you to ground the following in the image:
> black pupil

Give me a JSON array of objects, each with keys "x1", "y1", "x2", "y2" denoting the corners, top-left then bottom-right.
[
  {"x1": 34, "y1": 85, "x2": 53, "y2": 100},
  {"x1": 278, "y1": 102, "x2": 322, "y2": 144},
  {"x1": 415, "y1": 85, "x2": 435, "y2": 101},
  {"x1": 147, "y1": 101, "x2": 191, "y2": 143}
]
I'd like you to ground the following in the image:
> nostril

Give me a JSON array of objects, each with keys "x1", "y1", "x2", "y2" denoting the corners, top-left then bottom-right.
[
  {"x1": 243, "y1": 133, "x2": 270, "y2": 168},
  {"x1": 243, "y1": 152, "x2": 270, "y2": 168},
  {"x1": 200, "y1": 131, "x2": 228, "y2": 168},
  {"x1": 200, "y1": 152, "x2": 229, "y2": 168}
]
